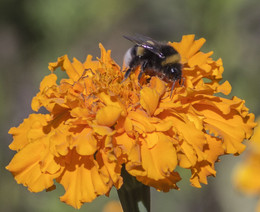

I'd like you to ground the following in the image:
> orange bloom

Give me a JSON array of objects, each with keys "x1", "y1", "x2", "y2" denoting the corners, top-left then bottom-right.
[
  {"x1": 233, "y1": 117, "x2": 260, "y2": 211},
  {"x1": 103, "y1": 201, "x2": 123, "y2": 212},
  {"x1": 6, "y1": 35, "x2": 256, "y2": 209}
]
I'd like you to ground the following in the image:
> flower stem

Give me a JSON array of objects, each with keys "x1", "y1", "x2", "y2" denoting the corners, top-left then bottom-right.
[{"x1": 117, "y1": 166, "x2": 150, "y2": 212}]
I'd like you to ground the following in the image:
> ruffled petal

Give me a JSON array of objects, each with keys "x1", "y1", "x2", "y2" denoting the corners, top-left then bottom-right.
[
  {"x1": 127, "y1": 133, "x2": 180, "y2": 191},
  {"x1": 6, "y1": 141, "x2": 61, "y2": 192},
  {"x1": 140, "y1": 87, "x2": 160, "y2": 116},
  {"x1": 8, "y1": 114, "x2": 51, "y2": 151},
  {"x1": 48, "y1": 55, "x2": 81, "y2": 81},
  {"x1": 193, "y1": 96, "x2": 255, "y2": 154},
  {"x1": 96, "y1": 105, "x2": 122, "y2": 127},
  {"x1": 73, "y1": 128, "x2": 97, "y2": 156},
  {"x1": 57, "y1": 151, "x2": 112, "y2": 209}
]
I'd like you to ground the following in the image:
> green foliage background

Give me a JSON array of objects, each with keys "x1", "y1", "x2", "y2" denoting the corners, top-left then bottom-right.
[{"x1": 1, "y1": 0, "x2": 259, "y2": 211}]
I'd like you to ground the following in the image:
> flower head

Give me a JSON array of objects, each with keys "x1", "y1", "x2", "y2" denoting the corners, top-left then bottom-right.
[{"x1": 6, "y1": 35, "x2": 256, "y2": 209}]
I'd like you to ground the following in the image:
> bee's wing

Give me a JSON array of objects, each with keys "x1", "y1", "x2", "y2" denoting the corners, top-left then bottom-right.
[{"x1": 123, "y1": 34, "x2": 165, "y2": 58}]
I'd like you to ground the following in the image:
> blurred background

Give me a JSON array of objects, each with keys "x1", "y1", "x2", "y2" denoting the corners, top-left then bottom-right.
[{"x1": 1, "y1": 0, "x2": 260, "y2": 211}]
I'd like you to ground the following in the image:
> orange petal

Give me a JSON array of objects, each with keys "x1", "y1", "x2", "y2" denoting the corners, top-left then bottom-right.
[
  {"x1": 98, "y1": 43, "x2": 120, "y2": 71},
  {"x1": 154, "y1": 119, "x2": 173, "y2": 132},
  {"x1": 70, "y1": 107, "x2": 90, "y2": 119},
  {"x1": 92, "y1": 124, "x2": 114, "y2": 136},
  {"x1": 99, "y1": 43, "x2": 111, "y2": 64},
  {"x1": 216, "y1": 80, "x2": 232, "y2": 95},
  {"x1": 169, "y1": 113, "x2": 206, "y2": 163},
  {"x1": 96, "y1": 105, "x2": 122, "y2": 127},
  {"x1": 114, "y1": 132, "x2": 135, "y2": 155},
  {"x1": 71, "y1": 57, "x2": 86, "y2": 78},
  {"x1": 188, "y1": 51, "x2": 213, "y2": 68},
  {"x1": 74, "y1": 128, "x2": 97, "y2": 156},
  {"x1": 149, "y1": 77, "x2": 166, "y2": 97},
  {"x1": 8, "y1": 114, "x2": 51, "y2": 151},
  {"x1": 49, "y1": 128, "x2": 70, "y2": 157},
  {"x1": 103, "y1": 201, "x2": 123, "y2": 212},
  {"x1": 127, "y1": 110, "x2": 156, "y2": 133},
  {"x1": 123, "y1": 117, "x2": 133, "y2": 133},
  {"x1": 127, "y1": 133, "x2": 179, "y2": 191},
  {"x1": 57, "y1": 151, "x2": 112, "y2": 209},
  {"x1": 98, "y1": 92, "x2": 123, "y2": 109},
  {"x1": 172, "y1": 35, "x2": 206, "y2": 63},
  {"x1": 190, "y1": 163, "x2": 216, "y2": 188},
  {"x1": 6, "y1": 141, "x2": 59, "y2": 192},
  {"x1": 40, "y1": 150, "x2": 62, "y2": 175},
  {"x1": 140, "y1": 87, "x2": 160, "y2": 116},
  {"x1": 233, "y1": 160, "x2": 260, "y2": 195},
  {"x1": 97, "y1": 150, "x2": 123, "y2": 189},
  {"x1": 146, "y1": 132, "x2": 159, "y2": 149},
  {"x1": 178, "y1": 140, "x2": 197, "y2": 168},
  {"x1": 190, "y1": 134, "x2": 224, "y2": 187},
  {"x1": 39, "y1": 73, "x2": 57, "y2": 91},
  {"x1": 48, "y1": 55, "x2": 81, "y2": 81},
  {"x1": 194, "y1": 98, "x2": 256, "y2": 154}
]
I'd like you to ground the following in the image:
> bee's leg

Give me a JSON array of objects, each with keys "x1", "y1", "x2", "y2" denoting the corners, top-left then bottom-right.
[
  {"x1": 138, "y1": 60, "x2": 148, "y2": 81},
  {"x1": 121, "y1": 68, "x2": 132, "y2": 83},
  {"x1": 180, "y1": 77, "x2": 185, "y2": 86},
  {"x1": 170, "y1": 80, "x2": 176, "y2": 98},
  {"x1": 138, "y1": 70, "x2": 143, "y2": 81}
]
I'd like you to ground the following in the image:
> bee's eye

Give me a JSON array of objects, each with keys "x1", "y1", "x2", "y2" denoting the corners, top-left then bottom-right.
[{"x1": 170, "y1": 68, "x2": 176, "y2": 73}]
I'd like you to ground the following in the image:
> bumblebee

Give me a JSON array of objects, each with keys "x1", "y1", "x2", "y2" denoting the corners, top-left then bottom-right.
[{"x1": 123, "y1": 34, "x2": 182, "y2": 95}]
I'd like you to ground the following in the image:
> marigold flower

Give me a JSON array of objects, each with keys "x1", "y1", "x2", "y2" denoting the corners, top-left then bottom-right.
[
  {"x1": 233, "y1": 117, "x2": 260, "y2": 211},
  {"x1": 103, "y1": 201, "x2": 123, "y2": 212},
  {"x1": 6, "y1": 35, "x2": 256, "y2": 209}
]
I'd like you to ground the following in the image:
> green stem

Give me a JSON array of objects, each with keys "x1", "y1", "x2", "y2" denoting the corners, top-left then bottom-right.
[{"x1": 117, "y1": 166, "x2": 150, "y2": 212}]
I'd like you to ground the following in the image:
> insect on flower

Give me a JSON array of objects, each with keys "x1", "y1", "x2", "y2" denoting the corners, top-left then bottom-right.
[
  {"x1": 5, "y1": 34, "x2": 257, "y2": 211},
  {"x1": 123, "y1": 34, "x2": 183, "y2": 95}
]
